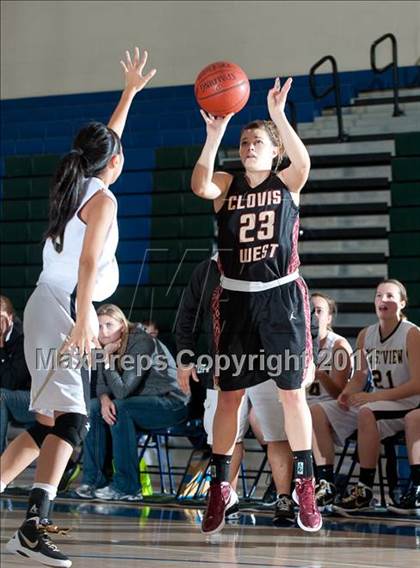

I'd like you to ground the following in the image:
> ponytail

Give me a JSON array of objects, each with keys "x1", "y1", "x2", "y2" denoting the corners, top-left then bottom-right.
[
  {"x1": 44, "y1": 122, "x2": 121, "y2": 252},
  {"x1": 45, "y1": 152, "x2": 85, "y2": 252}
]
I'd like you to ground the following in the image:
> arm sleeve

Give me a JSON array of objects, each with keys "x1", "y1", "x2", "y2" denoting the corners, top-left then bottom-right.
[{"x1": 102, "y1": 331, "x2": 156, "y2": 399}]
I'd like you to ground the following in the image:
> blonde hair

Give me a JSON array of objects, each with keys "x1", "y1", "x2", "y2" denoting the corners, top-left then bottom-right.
[
  {"x1": 96, "y1": 304, "x2": 135, "y2": 364},
  {"x1": 377, "y1": 279, "x2": 408, "y2": 320},
  {"x1": 311, "y1": 292, "x2": 337, "y2": 331},
  {"x1": 240, "y1": 120, "x2": 286, "y2": 171}
]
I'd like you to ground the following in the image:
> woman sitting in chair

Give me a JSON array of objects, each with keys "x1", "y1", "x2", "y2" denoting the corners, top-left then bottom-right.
[
  {"x1": 311, "y1": 279, "x2": 420, "y2": 514},
  {"x1": 75, "y1": 304, "x2": 189, "y2": 501}
]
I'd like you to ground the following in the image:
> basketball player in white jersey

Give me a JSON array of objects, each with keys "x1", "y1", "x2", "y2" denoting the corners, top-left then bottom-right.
[
  {"x1": 307, "y1": 293, "x2": 352, "y2": 508},
  {"x1": 311, "y1": 279, "x2": 420, "y2": 513},
  {"x1": 0, "y1": 48, "x2": 156, "y2": 567},
  {"x1": 307, "y1": 293, "x2": 352, "y2": 405}
]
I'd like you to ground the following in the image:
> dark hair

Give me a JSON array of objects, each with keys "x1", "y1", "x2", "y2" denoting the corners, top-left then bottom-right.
[
  {"x1": 311, "y1": 292, "x2": 337, "y2": 331},
  {"x1": 142, "y1": 319, "x2": 158, "y2": 328},
  {"x1": 0, "y1": 295, "x2": 15, "y2": 317},
  {"x1": 44, "y1": 122, "x2": 121, "y2": 252},
  {"x1": 240, "y1": 120, "x2": 286, "y2": 171}
]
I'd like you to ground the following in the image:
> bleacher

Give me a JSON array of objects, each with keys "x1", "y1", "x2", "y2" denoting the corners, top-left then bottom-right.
[{"x1": 1, "y1": 65, "x2": 419, "y2": 350}]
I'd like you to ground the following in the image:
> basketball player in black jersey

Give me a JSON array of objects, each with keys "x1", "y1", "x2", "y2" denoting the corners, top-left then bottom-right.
[{"x1": 187, "y1": 77, "x2": 321, "y2": 533}]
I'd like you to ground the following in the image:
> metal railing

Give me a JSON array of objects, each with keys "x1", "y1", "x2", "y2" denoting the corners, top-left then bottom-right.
[
  {"x1": 309, "y1": 55, "x2": 348, "y2": 141},
  {"x1": 370, "y1": 33, "x2": 404, "y2": 117},
  {"x1": 286, "y1": 99, "x2": 298, "y2": 134}
]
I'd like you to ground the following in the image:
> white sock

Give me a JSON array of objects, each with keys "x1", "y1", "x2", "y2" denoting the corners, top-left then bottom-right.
[
  {"x1": 0, "y1": 480, "x2": 6, "y2": 493},
  {"x1": 32, "y1": 482, "x2": 57, "y2": 501}
]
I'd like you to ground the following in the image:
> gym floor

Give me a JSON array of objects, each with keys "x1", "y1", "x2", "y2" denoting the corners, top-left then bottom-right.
[{"x1": 1, "y1": 494, "x2": 418, "y2": 568}]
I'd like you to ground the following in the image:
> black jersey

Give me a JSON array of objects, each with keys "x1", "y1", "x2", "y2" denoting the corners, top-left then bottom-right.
[{"x1": 216, "y1": 173, "x2": 300, "y2": 281}]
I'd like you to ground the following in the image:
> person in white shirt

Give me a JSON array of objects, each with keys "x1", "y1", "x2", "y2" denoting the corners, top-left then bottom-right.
[
  {"x1": 311, "y1": 279, "x2": 420, "y2": 514},
  {"x1": 307, "y1": 292, "x2": 353, "y2": 508},
  {"x1": 307, "y1": 292, "x2": 352, "y2": 405}
]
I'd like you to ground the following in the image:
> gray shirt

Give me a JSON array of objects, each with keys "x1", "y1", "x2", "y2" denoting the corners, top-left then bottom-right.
[{"x1": 96, "y1": 325, "x2": 189, "y2": 403}]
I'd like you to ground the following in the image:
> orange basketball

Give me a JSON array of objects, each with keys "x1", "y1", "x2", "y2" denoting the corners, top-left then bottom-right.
[{"x1": 194, "y1": 61, "x2": 250, "y2": 117}]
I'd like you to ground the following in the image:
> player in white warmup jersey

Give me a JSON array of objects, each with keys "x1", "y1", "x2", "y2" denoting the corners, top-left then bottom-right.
[
  {"x1": 0, "y1": 48, "x2": 156, "y2": 567},
  {"x1": 311, "y1": 279, "x2": 420, "y2": 513},
  {"x1": 307, "y1": 292, "x2": 352, "y2": 406},
  {"x1": 306, "y1": 292, "x2": 353, "y2": 508}
]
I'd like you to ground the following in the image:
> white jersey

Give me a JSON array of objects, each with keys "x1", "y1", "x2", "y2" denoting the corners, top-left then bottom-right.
[
  {"x1": 38, "y1": 177, "x2": 119, "y2": 301},
  {"x1": 365, "y1": 320, "x2": 419, "y2": 394},
  {"x1": 307, "y1": 330, "x2": 346, "y2": 404}
]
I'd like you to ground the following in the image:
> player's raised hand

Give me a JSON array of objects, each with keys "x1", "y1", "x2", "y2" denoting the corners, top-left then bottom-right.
[
  {"x1": 120, "y1": 47, "x2": 156, "y2": 93},
  {"x1": 200, "y1": 110, "x2": 234, "y2": 141},
  {"x1": 267, "y1": 77, "x2": 292, "y2": 121}
]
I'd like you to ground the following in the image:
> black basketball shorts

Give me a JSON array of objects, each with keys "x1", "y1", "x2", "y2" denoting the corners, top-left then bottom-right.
[{"x1": 211, "y1": 277, "x2": 313, "y2": 391}]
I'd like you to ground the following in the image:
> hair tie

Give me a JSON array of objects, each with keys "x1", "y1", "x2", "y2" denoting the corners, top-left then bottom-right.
[{"x1": 70, "y1": 148, "x2": 83, "y2": 157}]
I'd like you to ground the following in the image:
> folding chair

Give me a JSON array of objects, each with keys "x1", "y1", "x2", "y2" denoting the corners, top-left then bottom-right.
[
  {"x1": 137, "y1": 418, "x2": 207, "y2": 495},
  {"x1": 334, "y1": 430, "x2": 407, "y2": 507}
]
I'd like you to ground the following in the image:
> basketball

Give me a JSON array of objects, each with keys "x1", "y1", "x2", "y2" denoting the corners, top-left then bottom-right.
[{"x1": 194, "y1": 61, "x2": 250, "y2": 117}]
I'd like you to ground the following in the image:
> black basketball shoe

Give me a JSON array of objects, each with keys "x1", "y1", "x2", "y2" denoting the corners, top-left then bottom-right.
[
  {"x1": 388, "y1": 484, "x2": 420, "y2": 516},
  {"x1": 272, "y1": 494, "x2": 295, "y2": 526},
  {"x1": 6, "y1": 517, "x2": 72, "y2": 567}
]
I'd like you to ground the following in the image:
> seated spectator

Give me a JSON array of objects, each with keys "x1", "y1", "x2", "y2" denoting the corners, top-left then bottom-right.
[
  {"x1": 0, "y1": 295, "x2": 34, "y2": 454},
  {"x1": 0, "y1": 295, "x2": 85, "y2": 527},
  {"x1": 308, "y1": 292, "x2": 352, "y2": 507},
  {"x1": 75, "y1": 304, "x2": 189, "y2": 501},
  {"x1": 388, "y1": 407, "x2": 420, "y2": 515},
  {"x1": 142, "y1": 319, "x2": 159, "y2": 338},
  {"x1": 176, "y1": 257, "x2": 297, "y2": 526},
  {"x1": 311, "y1": 279, "x2": 420, "y2": 513},
  {"x1": 307, "y1": 293, "x2": 352, "y2": 405}
]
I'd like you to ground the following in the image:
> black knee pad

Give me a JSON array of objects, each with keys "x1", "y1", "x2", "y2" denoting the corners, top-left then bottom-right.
[
  {"x1": 50, "y1": 413, "x2": 89, "y2": 449},
  {"x1": 27, "y1": 422, "x2": 53, "y2": 448}
]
